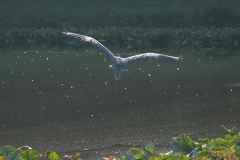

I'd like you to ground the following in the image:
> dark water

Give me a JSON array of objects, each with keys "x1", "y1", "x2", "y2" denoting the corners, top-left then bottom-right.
[{"x1": 0, "y1": 48, "x2": 240, "y2": 159}]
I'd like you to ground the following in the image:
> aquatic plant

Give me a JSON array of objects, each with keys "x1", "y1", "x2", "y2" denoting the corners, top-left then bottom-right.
[
  {"x1": 0, "y1": 146, "x2": 83, "y2": 160},
  {"x1": 1, "y1": 126, "x2": 239, "y2": 160},
  {"x1": 104, "y1": 126, "x2": 240, "y2": 160}
]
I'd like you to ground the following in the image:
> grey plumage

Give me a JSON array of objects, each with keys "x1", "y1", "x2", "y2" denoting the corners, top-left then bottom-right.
[{"x1": 62, "y1": 31, "x2": 182, "y2": 80}]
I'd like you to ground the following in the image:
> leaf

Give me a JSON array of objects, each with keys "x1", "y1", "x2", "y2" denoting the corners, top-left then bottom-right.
[
  {"x1": 225, "y1": 134, "x2": 234, "y2": 140},
  {"x1": 201, "y1": 138, "x2": 209, "y2": 143},
  {"x1": 143, "y1": 142, "x2": 159, "y2": 157},
  {"x1": 171, "y1": 134, "x2": 195, "y2": 153},
  {"x1": 0, "y1": 146, "x2": 17, "y2": 157},
  {"x1": 118, "y1": 155, "x2": 135, "y2": 160},
  {"x1": 18, "y1": 148, "x2": 41, "y2": 160},
  {"x1": 6, "y1": 150, "x2": 22, "y2": 160},
  {"x1": 145, "y1": 142, "x2": 154, "y2": 151},
  {"x1": 187, "y1": 148, "x2": 198, "y2": 158},
  {"x1": 201, "y1": 156, "x2": 212, "y2": 160},
  {"x1": 46, "y1": 151, "x2": 61, "y2": 160},
  {"x1": 216, "y1": 138, "x2": 232, "y2": 146},
  {"x1": 197, "y1": 150, "x2": 208, "y2": 157},
  {"x1": 221, "y1": 125, "x2": 237, "y2": 135},
  {"x1": 171, "y1": 141, "x2": 185, "y2": 153},
  {"x1": 142, "y1": 148, "x2": 159, "y2": 157},
  {"x1": 181, "y1": 134, "x2": 196, "y2": 149},
  {"x1": 127, "y1": 148, "x2": 144, "y2": 159}
]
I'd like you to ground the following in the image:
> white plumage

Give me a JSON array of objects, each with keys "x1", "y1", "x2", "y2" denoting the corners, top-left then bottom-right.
[{"x1": 62, "y1": 31, "x2": 182, "y2": 80}]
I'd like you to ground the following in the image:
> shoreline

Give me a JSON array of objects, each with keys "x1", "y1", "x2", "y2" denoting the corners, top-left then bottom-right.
[{"x1": 1, "y1": 27, "x2": 240, "y2": 50}]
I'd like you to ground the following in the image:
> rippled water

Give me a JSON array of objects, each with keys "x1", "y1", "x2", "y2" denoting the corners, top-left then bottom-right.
[{"x1": 0, "y1": 48, "x2": 240, "y2": 159}]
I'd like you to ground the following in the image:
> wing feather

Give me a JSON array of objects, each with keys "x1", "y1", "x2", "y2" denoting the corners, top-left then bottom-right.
[
  {"x1": 121, "y1": 53, "x2": 182, "y2": 65},
  {"x1": 62, "y1": 31, "x2": 116, "y2": 62}
]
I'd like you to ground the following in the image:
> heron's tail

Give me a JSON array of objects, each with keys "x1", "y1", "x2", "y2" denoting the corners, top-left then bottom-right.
[
  {"x1": 62, "y1": 31, "x2": 69, "y2": 35},
  {"x1": 178, "y1": 55, "x2": 183, "y2": 61}
]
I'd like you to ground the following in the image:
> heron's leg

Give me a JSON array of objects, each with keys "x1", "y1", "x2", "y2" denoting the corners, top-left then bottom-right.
[
  {"x1": 114, "y1": 72, "x2": 118, "y2": 80},
  {"x1": 118, "y1": 72, "x2": 121, "y2": 80}
]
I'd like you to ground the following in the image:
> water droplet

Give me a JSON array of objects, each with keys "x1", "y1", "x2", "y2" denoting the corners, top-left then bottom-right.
[
  {"x1": 36, "y1": 51, "x2": 38, "y2": 53},
  {"x1": 61, "y1": 84, "x2": 64, "y2": 86},
  {"x1": 46, "y1": 58, "x2": 49, "y2": 60},
  {"x1": 149, "y1": 74, "x2": 151, "y2": 76},
  {"x1": 230, "y1": 89, "x2": 232, "y2": 91},
  {"x1": 139, "y1": 68, "x2": 141, "y2": 70},
  {"x1": 177, "y1": 68, "x2": 179, "y2": 70},
  {"x1": 39, "y1": 91, "x2": 41, "y2": 94},
  {"x1": 32, "y1": 80, "x2": 34, "y2": 82}
]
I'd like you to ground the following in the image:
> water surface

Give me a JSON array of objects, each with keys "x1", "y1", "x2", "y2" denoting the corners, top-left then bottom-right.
[{"x1": 0, "y1": 48, "x2": 239, "y2": 159}]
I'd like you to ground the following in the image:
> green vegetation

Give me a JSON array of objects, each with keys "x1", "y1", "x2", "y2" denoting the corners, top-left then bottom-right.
[
  {"x1": 0, "y1": 146, "x2": 82, "y2": 160},
  {"x1": 1, "y1": 126, "x2": 240, "y2": 160},
  {"x1": 1, "y1": 27, "x2": 240, "y2": 53},
  {"x1": 1, "y1": 0, "x2": 240, "y2": 28},
  {"x1": 1, "y1": 0, "x2": 240, "y2": 51}
]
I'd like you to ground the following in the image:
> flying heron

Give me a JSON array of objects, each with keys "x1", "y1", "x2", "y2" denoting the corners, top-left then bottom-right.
[{"x1": 62, "y1": 31, "x2": 182, "y2": 80}]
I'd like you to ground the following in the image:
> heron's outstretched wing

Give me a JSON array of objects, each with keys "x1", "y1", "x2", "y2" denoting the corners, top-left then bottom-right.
[
  {"x1": 62, "y1": 31, "x2": 116, "y2": 62},
  {"x1": 121, "y1": 53, "x2": 182, "y2": 65}
]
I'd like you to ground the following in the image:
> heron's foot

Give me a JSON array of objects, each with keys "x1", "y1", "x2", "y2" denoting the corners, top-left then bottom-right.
[{"x1": 114, "y1": 72, "x2": 121, "y2": 80}]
